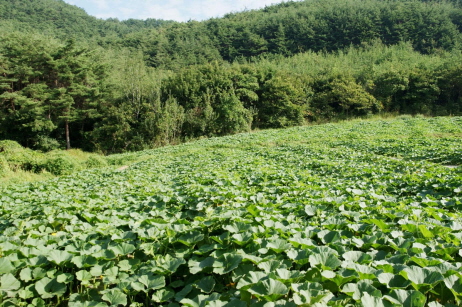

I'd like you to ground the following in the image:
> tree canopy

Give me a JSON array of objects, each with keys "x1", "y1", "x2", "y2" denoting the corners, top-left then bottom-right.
[{"x1": 0, "y1": 0, "x2": 462, "y2": 153}]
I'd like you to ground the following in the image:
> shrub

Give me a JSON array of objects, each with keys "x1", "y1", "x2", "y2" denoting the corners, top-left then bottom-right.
[
  {"x1": 34, "y1": 135, "x2": 61, "y2": 151},
  {"x1": 85, "y1": 155, "x2": 108, "y2": 168},
  {"x1": 43, "y1": 155, "x2": 79, "y2": 176},
  {"x1": 0, "y1": 140, "x2": 44, "y2": 172},
  {"x1": 0, "y1": 140, "x2": 24, "y2": 154},
  {"x1": 256, "y1": 74, "x2": 308, "y2": 128},
  {"x1": 0, "y1": 155, "x2": 10, "y2": 174},
  {"x1": 310, "y1": 75, "x2": 381, "y2": 121}
]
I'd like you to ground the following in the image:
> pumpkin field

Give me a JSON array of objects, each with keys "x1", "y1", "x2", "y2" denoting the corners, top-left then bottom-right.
[{"x1": 1, "y1": 116, "x2": 462, "y2": 306}]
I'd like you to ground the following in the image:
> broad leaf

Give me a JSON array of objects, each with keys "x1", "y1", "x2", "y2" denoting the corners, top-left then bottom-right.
[
  {"x1": 196, "y1": 276, "x2": 215, "y2": 293},
  {"x1": 383, "y1": 289, "x2": 426, "y2": 307},
  {"x1": 102, "y1": 288, "x2": 127, "y2": 306},
  {"x1": 309, "y1": 252, "x2": 341, "y2": 270},
  {"x1": 249, "y1": 278, "x2": 289, "y2": 302},
  {"x1": 0, "y1": 273, "x2": 21, "y2": 296},
  {"x1": 213, "y1": 253, "x2": 242, "y2": 275},
  {"x1": 47, "y1": 250, "x2": 72, "y2": 265},
  {"x1": 152, "y1": 288, "x2": 175, "y2": 303},
  {"x1": 35, "y1": 277, "x2": 67, "y2": 299}
]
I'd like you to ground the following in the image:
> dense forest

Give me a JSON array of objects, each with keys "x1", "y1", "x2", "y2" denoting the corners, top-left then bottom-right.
[{"x1": 1, "y1": 0, "x2": 462, "y2": 153}]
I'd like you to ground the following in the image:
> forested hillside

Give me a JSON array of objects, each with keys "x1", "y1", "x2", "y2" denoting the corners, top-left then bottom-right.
[
  {"x1": 0, "y1": 0, "x2": 462, "y2": 154},
  {"x1": 0, "y1": 0, "x2": 173, "y2": 42}
]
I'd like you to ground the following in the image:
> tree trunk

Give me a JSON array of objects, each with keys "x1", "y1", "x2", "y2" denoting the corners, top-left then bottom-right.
[{"x1": 65, "y1": 118, "x2": 71, "y2": 150}]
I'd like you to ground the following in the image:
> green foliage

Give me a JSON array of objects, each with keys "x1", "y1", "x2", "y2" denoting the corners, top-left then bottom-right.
[
  {"x1": 256, "y1": 73, "x2": 308, "y2": 128},
  {"x1": 42, "y1": 154, "x2": 80, "y2": 176},
  {"x1": 1, "y1": 117, "x2": 462, "y2": 306},
  {"x1": 0, "y1": 0, "x2": 173, "y2": 43},
  {"x1": 0, "y1": 140, "x2": 113, "y2": 184},
  {"x1": 34, "y1": 136, "x2": 61, "y2": 152},
  {"x1": 1, "y1": 0, "x2": 462, "y2": 153},
  {"x1": 162, "y1": 63, "x2": 256, "y2": 137},
  {"x1": 0, "y1": 140, "x2": 24, "y2": 154},
  {"x1": 0, "y1": 140, "x2": 42, "y2": 172},
  {"x1": 310, "y1": 75, "x2": 381, "y2": 120},
  {"x1": 0, "y1": 155, "x2": 10, "y2": 174},
  {"x1": 85, "y1": 156, "x2": 108, "y2": 169},
  {"x1": 0, "y1": 32, "x2": 109, "y2": 150}
]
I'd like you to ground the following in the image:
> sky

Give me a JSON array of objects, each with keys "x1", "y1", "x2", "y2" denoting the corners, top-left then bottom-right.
[{"x1": 62, "y1": 0, "x2": 294, "y2": 22}]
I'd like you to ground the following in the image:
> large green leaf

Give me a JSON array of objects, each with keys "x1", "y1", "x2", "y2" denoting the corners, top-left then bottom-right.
[
  {"x1": 71, "y1": 255, "x2": 97, "y2": 268},
  {"x1": 224, "y1": 222, "x2": 252, "y2": 233},
  {"x1": 0, "y1": 273, "x2": 21, "y2": 296},
  {"x1": 342, "y1": 251, "x2": 372, "y2": 264},
  {"x1": 317, "y1": 230, "x2": 341, "y2": 244},
  {"x1": 20, "y1": 267, "x2": 33, "y2": 282},
  {"x1": 377, "y1": 273, "x2": 411, "y2": 289},
  {"x1": 383, "y1": 289, "x2": 426, "y2": 307},
  {"x1": 196, "y1": 276, "x2": 216, "y2": 293},
  {"x1": 273, "y1": 269, "x2": 304, "y2": 282},
  {"x1": 101, "y1": 288, "x2": 127, "y2": 306},
  {"x1": 155, "y1": 254, "x2": 186, "y2": 273},
  {"x1": 47, "y1": 250, "x2": 72, "y2": 265},
  {"x1": 152, "y1": 288, "x2": 175, "y2": 303},
  {"x1": 237, "y1": 271, "x2": 268, "y2": 290},
  {"x1": 344, "y1": 263, "x2": 377, "y2": 280},
  {"x1": 35, "y1": 277, "x2": 67, "y2": 299},
  {"x1": 258, "y1": 259, "x2": 290, "y2": 273},
  {"x1": 177, "y1": 231, "x2": 205, "y2": 246},
  {"x1": 232, "y1": 232, "x2": 253, "y2": 245},
  {"x1": 189, "y1": 257, "x2": 215, "y2": 274},
  {"x1": 292, "y1": 282, "x2": 334, "y2": 305},
  {"x1": 267, "y1": 239, "x2": 291, "y2": 253},
  {"x1": 207, "y1": 300, "x2": 247, "y2": 307},
  {"x1": 400, "y1": 266, "x2": 444, "y2": 291},
  {"x1": 132, "y1": 274, "x2": 165, "y2": 292},
  {"x1": 444, "y1": 274, "x2": 462, "y2": 304},
  {"x1": 309, "y1": 252, "x2": 341, "y2": 270},
  {"x1": 181, "y1": 293, "x2": 221, "y2": 307},
  {"x1": 288, "y1": 237, "x2": 315, "y2": 248},
  {"x1": 361, "y1": 292, "x2": 392, "y2": 307},
  {"x1": 117, "y1": 258, "x2": 140, "y2": 272},
  {"x1": 0, "y1": 258, "x2": 15, "y2": 274},
  {"x1": 213, "y1": 253, "x2": 242, "y2": 275},
  {"x1": 342, "y1": 280, "x2": 380, "y2": 300},
  {"x1": 248, "y1": 278, "x2": 289, "y2": 302},
  {"x1": 368, "y1": 219, "x2": 390, "y2": 232},
  {"x1": 76, "y1": 270, "x2": 92, "y2": 283},
  {"x1": 108, "y1": 243, "x2": 136, "y2": 256}
]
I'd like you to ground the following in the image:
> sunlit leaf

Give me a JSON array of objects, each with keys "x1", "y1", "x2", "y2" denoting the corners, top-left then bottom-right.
[
  {"x1": 102, "y1": 288, "x2": 127, "y2": 306},
  {"x1": 248, "y1": 278, "x2": 288, "y2": 302}
]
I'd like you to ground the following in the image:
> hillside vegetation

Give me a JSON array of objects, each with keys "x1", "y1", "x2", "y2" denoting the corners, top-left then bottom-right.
[
  {"x1": 0, "y1": 0, "x2": 462, "y2": 153},
  {"x1": 1, "y1": 116, "x2": 462, "y2": 306}
]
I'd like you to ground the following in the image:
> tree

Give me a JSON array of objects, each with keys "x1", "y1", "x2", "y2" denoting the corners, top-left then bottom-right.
[
  {"x1": 0, "y1": 33, "x2": 108, "y2": 150},
  {"x1": 48, "y1": 39, "x2": 107, "y2": 150},
  {"x1": 310, "y1": 75, "x2": 381, "y2": 120}
]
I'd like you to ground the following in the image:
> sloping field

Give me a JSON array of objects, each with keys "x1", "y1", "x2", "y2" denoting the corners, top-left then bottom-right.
[{"x1": 1, "y1": 116, "x2": 462, "y2": 306}]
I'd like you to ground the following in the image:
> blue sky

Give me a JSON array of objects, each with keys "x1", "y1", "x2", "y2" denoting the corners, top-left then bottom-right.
[{"x1": 62, "y1": 0, "x2": 295, "y2": 22}]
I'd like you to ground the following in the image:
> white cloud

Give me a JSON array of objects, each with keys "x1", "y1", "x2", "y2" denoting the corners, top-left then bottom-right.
[{"x1": 63, "y1": 0, "x2": 298, "y2": 21}]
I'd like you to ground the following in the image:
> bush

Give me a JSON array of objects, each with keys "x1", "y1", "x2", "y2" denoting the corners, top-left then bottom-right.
[
  {"x1": 43, "y1": 155, "x2": 80, "y2": 175},
  {"x1": 34, "y1": 135, "x2": 61, "y2": 151},
  {"x1": 0, "y1": 140, "x2": 24, "y2": 154},
  {"x1": 0, "y1": 140, "x2": 44, "y2": 172},
  {"x1": 0, "y1": 155, "x2": 10, "y2": 174},
  {"x1": 310, "y1": 75, "x2": 381, "y2": 121},
  {"x1": 256, "y1": 74, "x2": 308, "y2": 128},
  {"x1": 85, "y1": 155, "x2": 108, "y2": 168}
]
